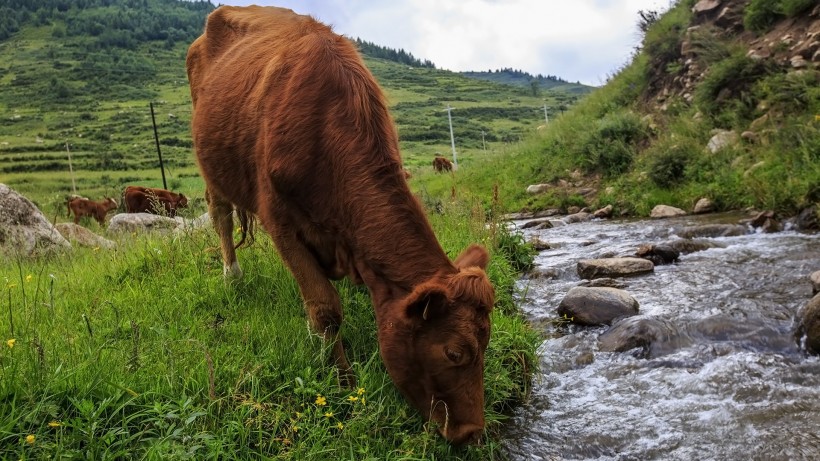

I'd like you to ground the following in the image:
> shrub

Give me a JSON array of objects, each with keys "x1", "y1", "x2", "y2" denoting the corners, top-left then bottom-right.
[
  {"x1": 648, "y1": 143, "x2": 695, "y2": 188},
  {"x1": 578, "y1": 111, "x2": 648, "y2": 177}
]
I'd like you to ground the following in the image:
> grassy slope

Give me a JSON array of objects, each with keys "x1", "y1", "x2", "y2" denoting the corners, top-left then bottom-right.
[
  {"x1": 420, "y1": 0, "x2": 820, "y2": 217},
  {"x1": 0, "y1": 19, "x2": 588, "y2": 217}
]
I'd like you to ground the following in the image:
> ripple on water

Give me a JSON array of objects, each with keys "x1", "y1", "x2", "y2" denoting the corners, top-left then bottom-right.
[{"x1": 505, "y1": 215, "x2": 820, "y2": 460}]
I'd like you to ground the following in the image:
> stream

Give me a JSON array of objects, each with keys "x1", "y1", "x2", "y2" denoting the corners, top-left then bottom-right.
[{"x1": 502, "y1": 212, "x2": 820, "y2": 461}]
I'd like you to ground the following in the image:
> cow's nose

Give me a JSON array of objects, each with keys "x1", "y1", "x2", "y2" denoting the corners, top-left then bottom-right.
[{"x1": 443, "y1": 423, "x2": 483, "y2": 446}]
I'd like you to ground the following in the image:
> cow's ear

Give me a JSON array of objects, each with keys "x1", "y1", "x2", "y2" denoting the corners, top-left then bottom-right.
[
  {"x1": 404, "y1": 284, "x2": 449, "y2": 321},
  {"x1": 454, "y1": 244, "x2": 489, "y2": 270}
]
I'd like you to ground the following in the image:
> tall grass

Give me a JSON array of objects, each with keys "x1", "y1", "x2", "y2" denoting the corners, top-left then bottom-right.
[{"x1": 0, "y1": 204, "x2": 538, "y2": 460}]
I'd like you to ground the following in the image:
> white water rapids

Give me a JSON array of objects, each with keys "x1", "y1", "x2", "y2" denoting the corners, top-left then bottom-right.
[{"x1": 503, "y1": 212, "x2": 820, "y2": 461}]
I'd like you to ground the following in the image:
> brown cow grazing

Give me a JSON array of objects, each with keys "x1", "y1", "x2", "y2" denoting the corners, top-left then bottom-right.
[
  {"x1": 123, "y1": 186, "x2": 188, "y2": 216},
  {"x1": 187, "y1": 6, "x2": 494, "y2": 445},
  {"x1": 433, "y1": 156, "x2": 453, "y2": 172},
  {"x1": 66, "y1": 197, "x2": 118, "y2": 225}
]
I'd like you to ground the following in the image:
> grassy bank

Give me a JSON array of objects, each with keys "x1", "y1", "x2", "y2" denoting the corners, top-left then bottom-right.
[{"x1": 0, "y1": 201, "x2": 538, "y2": 460}]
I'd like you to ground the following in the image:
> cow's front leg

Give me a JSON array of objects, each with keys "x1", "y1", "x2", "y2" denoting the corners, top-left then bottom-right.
[{"x1": 264, "y1": 218, "x2": 355, "y2": 388}]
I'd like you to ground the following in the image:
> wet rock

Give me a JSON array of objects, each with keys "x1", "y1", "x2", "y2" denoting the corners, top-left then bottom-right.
[
  {"x1": 811, "y1": 271, "x2": 820, "y2": 296},
  {"x1": 593, "y1": 204, "x2": 614, "y2": 219},
  {"x1": 598, "y1": 316, "x2": 685, "y2": 358},
  {"x1": 650, "y1": 204, "x2": 687, "y2": 219},
  {"x1": 665, "y1": 238, "x2": 726, "y2": 254},
  {"x1": 521, "y1": 219, "x2": 551, "y2": 229},
  {"x1": 528, "y1": 237, "x2": 551, "y2": 251},
  {"x1": 564, "y1": 211, "x2": 593, "y2": 224},
  {"x1": 692, "y1": 0, "x2": 721, "y2": 15},
  {"x1": 577, "y1": 257, "x2": 654, "y2": 279},
  {"x1": 557, "y1": 286, "x2": 640, "y2": 326},
  {"x1": 747, "y1": 210, "x2": 780, "y2": 233},
  {"x1": 793, "y1": 205, "x2": 819, "y2": 231},
  {"x1": 54, "y1": 223, "x2": 116, "y2": 249},
  {"x1": 578, "y1": 278, "x2": 629, "y2": 289},
  {"x1": 690, "y1": 314, "x2": 795, "y2": 354},
  {"x1": 528, "y1": 267, "x2": 559, "y2": 279},
  {"x1": 675, "y1": 224, "x2": 748, "y2": 238},
  {"x1": 533, "y1": 209, "x2": 562, "y2": 218},
  {"x1": 0, "y1": 183, "x2": 71, "y2": 256},
  {"x1": 635, "y1": 244, "x2": 680, "y2": 265},
  {"x1": 693, "y1": 197, "x2": 715, "y2": 214}
]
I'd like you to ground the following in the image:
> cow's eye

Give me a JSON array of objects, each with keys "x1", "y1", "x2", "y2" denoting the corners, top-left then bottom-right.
[{"x1": 445, "y1": 347, "x2": 463, "y2": 363}]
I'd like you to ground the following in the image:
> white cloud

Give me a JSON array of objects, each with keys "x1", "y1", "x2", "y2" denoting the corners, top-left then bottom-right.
[{"x1": 217, "y1": 0, "x2": 669, "y2": 86}]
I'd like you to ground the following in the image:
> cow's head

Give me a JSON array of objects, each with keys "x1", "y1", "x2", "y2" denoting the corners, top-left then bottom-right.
[
  {"x1": 104, "y1": 197, "x2": 118, "y2": 211},
  {"x1": 379, "y1": 244, "x2": 493, "y2": 445},
  {"x1": 176, "y1": 193, "x2": 189, "y2": 208}
]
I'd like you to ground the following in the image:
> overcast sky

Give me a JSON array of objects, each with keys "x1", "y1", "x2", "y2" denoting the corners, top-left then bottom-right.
[{"x1": 216, "y1": 1, "x2": 671, "y2": 86}]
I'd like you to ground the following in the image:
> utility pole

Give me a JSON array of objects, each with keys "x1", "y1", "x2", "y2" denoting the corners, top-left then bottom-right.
[
  {"x1": 481, "y1": 130, "x2": 486, "y2": 151},
  {"x1": 446, "y1": 104, "x2": 458, "y2": 169},
  {"x1": 543, "y1": 103, "x2": 549, "y2": 125},
  {"x1": 65, "y1": 141, "x2": 76, "y2": 194},
  {"x1": 150, "y1": 102, "x2": 168, "y2": 190}
]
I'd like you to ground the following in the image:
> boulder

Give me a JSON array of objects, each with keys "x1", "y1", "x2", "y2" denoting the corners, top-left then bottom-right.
[
  {"x1": 577, "y1": 257, "x2": 654, "y2": 279},
  {"x1": 635, "y1": 244, "x2": 680, "y2": 265},
  {"x1": 0, "y1": 184, "x2": 71, "y2": 256},
  {"x1": 557, "y1": 286, "x2": 639, "y2": 326},
  {"x1": 598, "y1": 316, "x2": 686, "y2": 357},
  {"x1": 793, "y1": 205, "x2": 819, "y2": 231},
  {"x1": 526, "y1": 184, "x2": 550, "y2": 195},
  {"x1": 706, "y1": 130, "x2": 738, "y2": 154},
  {"x1": 692, "y1": 0, "x2": 721, "y2": 15},
  {"x1": 108, "y1": 212, "x2": 186, "y2": 234},
  {"x1": 55, "y1": 223, "x2": 116, "y2": 249},
  {"x1": 650, "y1": 204, "x2": 687, "y2": 219},
  {"x1": 593, "y1": 204, "x2": 613, "y2": 219},
  {"x1": 521, "y1": 219, "x2": 551, "y2": 229},
  {"x1": 747, "y1": 210, "x2": 780, "y2": 233},
  {"x1": 563, "y1": 211, "x2": 593, "y2": 224},
  {"x1": 692, "y1": 197, "x2": 715, "y2": 214},
  {"x1": 811, "y1": 271, "x2": 820, "y2": 296}
]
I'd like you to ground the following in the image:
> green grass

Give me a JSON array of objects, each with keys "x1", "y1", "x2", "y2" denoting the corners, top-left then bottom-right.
[{"x1": 0, "y1": 203, "x2": 539, "y2": 460}]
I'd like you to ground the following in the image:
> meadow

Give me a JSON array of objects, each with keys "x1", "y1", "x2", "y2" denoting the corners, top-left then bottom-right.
[{"x1": 0, "y1": 196, "x2": 539, "y2": 459}]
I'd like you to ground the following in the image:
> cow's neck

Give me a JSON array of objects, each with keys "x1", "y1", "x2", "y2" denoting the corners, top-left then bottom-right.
[{"x1": 349, "y1": 185, "x2": 455, "y2": 310}]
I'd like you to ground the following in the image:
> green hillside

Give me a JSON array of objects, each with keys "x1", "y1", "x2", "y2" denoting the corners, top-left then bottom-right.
[{"x1": 0, "y1": 0, "x2": 587, "y2": 217}]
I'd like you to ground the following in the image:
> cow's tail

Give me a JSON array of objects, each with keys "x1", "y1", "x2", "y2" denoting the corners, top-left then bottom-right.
[{"x1": 234, "y1": 208, "x2": 255, "y2": 250}]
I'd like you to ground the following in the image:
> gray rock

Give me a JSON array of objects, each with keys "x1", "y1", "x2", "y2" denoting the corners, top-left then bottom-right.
[
  {"x1": 693, "y1": 197, "x2": 715, "y2": 214},
  {"x1": 577, "y1": 257, "x2": 654, "y2": 279},
  {"x1": 557, "y1": 286, "x2": 640, "y2": 326},
  {"x1": 675, "y1": 224, "x2": 748, "y2": 238},
  {"x1": 811, "y1": 271, "x2": 820, "y2": 296},
  {"x1": 55, "y1": 223, "x2": 116, "y2": 249},
  {"x1": 598, "y1": 316, "x2": 686, "y2": 357},
  {"x1": 0, "y1": 183, "x2": 71, "y2": 256},
  {"x1": 108, "y1": 212, "x2": 185, "y2": 234},
  {"x1": 650, "y1": 204, "x2": 687, "y2": 219}
]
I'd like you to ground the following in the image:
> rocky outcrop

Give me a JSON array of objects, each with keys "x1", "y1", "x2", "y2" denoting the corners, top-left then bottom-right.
[
  {"x1": 0, "y1": 184, "x2": 71, "y2": 256},
  {"x1": 794, "y1": 295, "x2": 820, "y2": 354}
]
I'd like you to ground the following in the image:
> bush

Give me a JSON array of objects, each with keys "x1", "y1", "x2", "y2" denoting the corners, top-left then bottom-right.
[
  {"x1": 578, "y1": 111, "x2": 648, "y2": 177},
  {"x1": 745, "y1": 0, "x2": 815, "y2": 33},
  {"x1": 648, "y1": 143, "x2": 695, "y2": 188}
]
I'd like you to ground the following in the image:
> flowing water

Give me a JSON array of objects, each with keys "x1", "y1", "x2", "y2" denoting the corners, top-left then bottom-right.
[{"x1": 502, "y1": 212, "x2": 820, "y2": 461}]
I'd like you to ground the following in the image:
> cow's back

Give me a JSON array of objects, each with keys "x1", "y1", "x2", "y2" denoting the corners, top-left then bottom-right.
[{"x1": 187, "y1": 6, "x2": 400, "y2": 216}]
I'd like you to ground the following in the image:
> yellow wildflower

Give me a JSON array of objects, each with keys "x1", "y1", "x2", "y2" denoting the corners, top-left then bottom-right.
[
  {"x1": 357, "y1": 387, "x2": 365, "y2": 395},
  {"x1": 815, "y1": 114, "x2": 820, "y2": 122},
  {"x1": 48, "y1": 421, "x2": 61, "y2": 428},
  {"x1": 25, "y1": 434, "x2": 35, "y2": 445},
  {"x1": 315, "y1": 395, "x2": 327, "y2": 406},
  {"x1": 292, "y1": 425, "x2": 299, "y2": 433},
  {"x1": 6, "y1": 339, "x2": 15, "y2": 349},
  {"x1": 360, "y1": 396, "x2": 366, "y2": 405},
  {"x1": 347, "y1": 395, "x2": 358, "y2": 403},
  {"x1": 336, "y1": 422, "x2": 344, "y2": 430},
  {"x1": 25, "y1": 274, "x2": 32, "y2": 283},
  {"x1": 324, "y1": 411, "x2": 333, "y2": 418}
]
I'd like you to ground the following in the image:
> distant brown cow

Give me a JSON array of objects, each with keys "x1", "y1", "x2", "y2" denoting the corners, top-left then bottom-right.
[
  {"x1": 187, "y1": 6, "x2": 494, "y2": 445},
  {"x1": 66, "y1": 197, "x2": 118, "y2": 225},
  {"x1": 433, "y1": 156, "x2": 453, "y2": 172},
  {"x1": 123, "y1": 186, "x2": 188, "y2": 216}
]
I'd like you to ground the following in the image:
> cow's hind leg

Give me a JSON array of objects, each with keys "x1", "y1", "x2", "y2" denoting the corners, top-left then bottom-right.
[
  {"x1": 207, "y1": 189, "x2": 242, "y2": 279},
  {"x1": 263, "y1": 216, "x2": 356, "y2": 388}
]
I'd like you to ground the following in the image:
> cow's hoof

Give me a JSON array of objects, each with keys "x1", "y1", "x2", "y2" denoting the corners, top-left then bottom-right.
[{"x1": 223, "y1": 262, "x2": 243, "y2": 281}]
